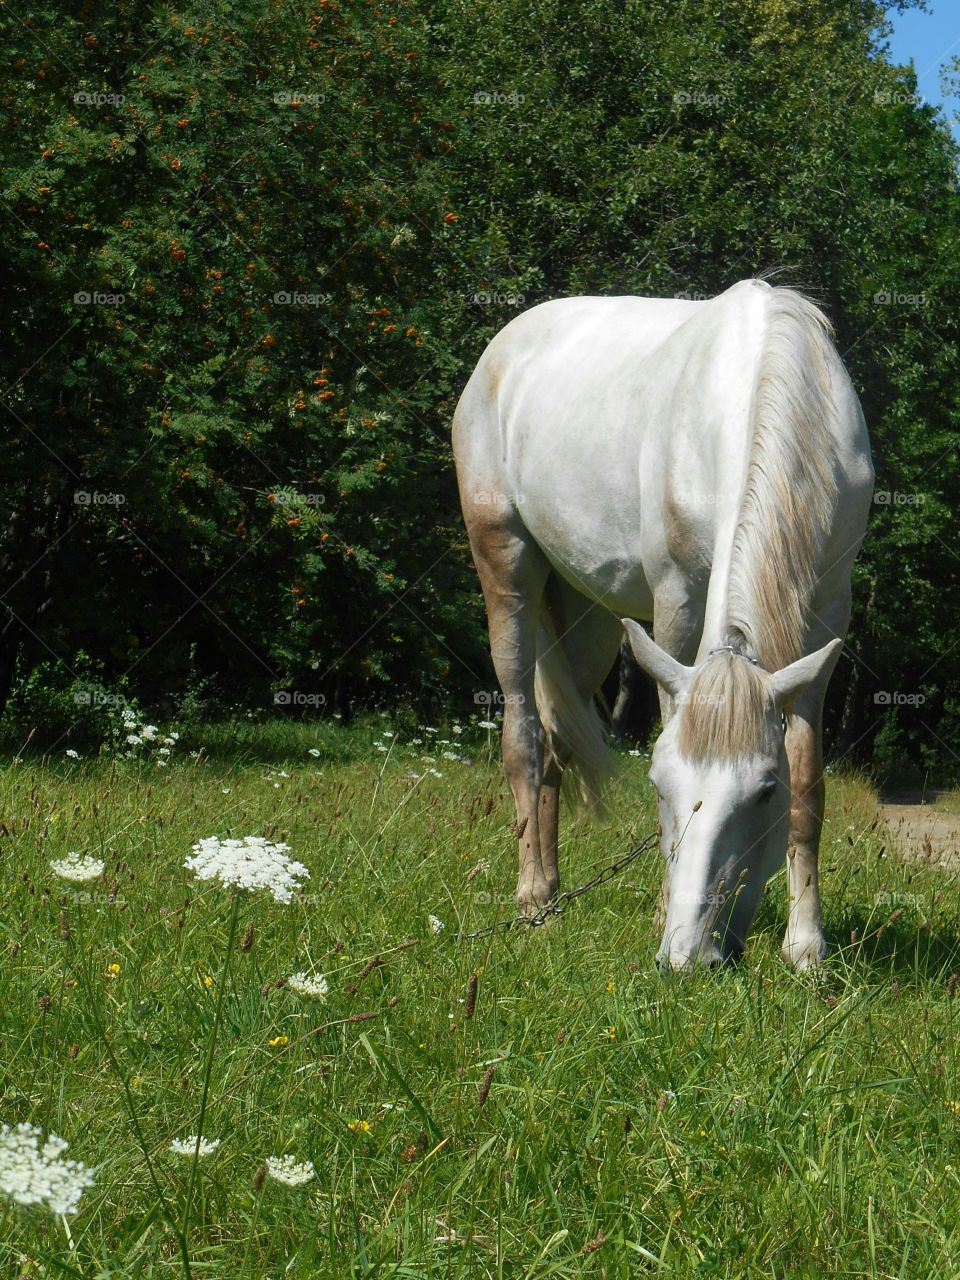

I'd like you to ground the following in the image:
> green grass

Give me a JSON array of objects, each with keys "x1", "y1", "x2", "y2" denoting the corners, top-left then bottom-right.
[{"x1": 3, "y1": 720, "x2": 960, "y2": 1278}]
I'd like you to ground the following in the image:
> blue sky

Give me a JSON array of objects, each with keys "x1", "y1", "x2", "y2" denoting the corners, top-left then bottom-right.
[{"x1": 883, "y1": 4, "x2": 960, "y2": 141}]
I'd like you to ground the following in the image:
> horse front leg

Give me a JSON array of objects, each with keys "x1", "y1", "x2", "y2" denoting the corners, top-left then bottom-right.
[{"x1": 781, "y1": 687, "x2": 828, "y2": 970}]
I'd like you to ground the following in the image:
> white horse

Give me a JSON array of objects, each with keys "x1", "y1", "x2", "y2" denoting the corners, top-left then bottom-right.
[{"x1": 452, "y1": 279, "x2": 873, "y2": 971}]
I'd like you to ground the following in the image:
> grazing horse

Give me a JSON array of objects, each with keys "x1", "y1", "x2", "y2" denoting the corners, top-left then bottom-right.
[{"x1": 452, "y1": 280, "x2": 873, "y2": 971}]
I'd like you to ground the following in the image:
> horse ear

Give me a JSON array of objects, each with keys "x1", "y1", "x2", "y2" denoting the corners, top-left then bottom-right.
[
  {"x1": 621, "y1": 619, "x2": 692, "y2": 698},
  {"x1": 769, "y1": 638, "x2": 843, "y2": 709}
]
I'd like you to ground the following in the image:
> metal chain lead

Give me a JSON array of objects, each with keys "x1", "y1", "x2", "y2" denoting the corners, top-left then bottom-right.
[{"x1": 457, "y1": 830, "x2": 660, "y2": 941}]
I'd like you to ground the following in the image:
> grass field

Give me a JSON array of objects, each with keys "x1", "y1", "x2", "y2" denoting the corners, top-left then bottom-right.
[{"x1": 3, "y1": 719, "x2": 960, "y2": 1278}]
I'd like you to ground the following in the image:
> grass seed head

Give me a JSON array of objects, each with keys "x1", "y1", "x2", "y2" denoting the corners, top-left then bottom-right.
[
  {"x1": 477, "y1": 1067, "x2": 494, "y2": 1109},
  {"x1": 463, "y1": 973, "x2": 478, "y2": 1019}
]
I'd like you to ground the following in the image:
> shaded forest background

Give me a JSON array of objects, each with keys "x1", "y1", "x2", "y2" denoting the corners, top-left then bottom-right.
[{"x1": 2, "y1": 0, "x2": 958, "y2": 778}]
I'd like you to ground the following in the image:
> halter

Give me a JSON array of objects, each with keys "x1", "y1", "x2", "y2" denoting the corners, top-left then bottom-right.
[{"x1": 708, "y1": 645, "x2": 763, "y2": 669}]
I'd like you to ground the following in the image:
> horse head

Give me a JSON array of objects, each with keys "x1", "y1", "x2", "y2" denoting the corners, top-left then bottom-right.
[{"x1": 623, "y1": 619, "x2": 841, "y2": 971}]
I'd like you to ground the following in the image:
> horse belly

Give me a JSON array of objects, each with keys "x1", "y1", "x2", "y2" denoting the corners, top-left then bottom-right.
[{"x1": 509, "y1": 415, "x2": 655, "y2": 616}]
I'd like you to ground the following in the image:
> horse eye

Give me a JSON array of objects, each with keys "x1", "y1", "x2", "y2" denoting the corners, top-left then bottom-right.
[{"x1": 758, "y1": 778, "x2": 777, "y2": 802}]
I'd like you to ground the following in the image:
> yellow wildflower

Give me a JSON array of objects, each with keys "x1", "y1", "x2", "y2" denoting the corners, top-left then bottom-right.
[
  {"x1": 268, "y1": 1035, "x2": 289, "y2": 1048},
  {"x1": 347, "y1": 1120, "x2": 371, "y2": 1134}
]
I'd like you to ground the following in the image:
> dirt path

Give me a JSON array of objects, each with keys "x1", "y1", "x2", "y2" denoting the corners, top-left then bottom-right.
[{"x1": 879, "y1": 792, "x2": 960, "y2": 867}]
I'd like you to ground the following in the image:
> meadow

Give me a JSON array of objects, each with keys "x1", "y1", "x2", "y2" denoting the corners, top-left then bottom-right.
[{"x1": 2, "y1": 719, "x2": 960, "y2": 1278}]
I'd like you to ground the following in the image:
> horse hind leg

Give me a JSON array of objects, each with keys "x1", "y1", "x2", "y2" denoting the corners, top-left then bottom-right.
[
  {"x1": 537, "y1": 580, "x2": 624, "y2": 899},
  {"x1": 466, "y1": 515, "x2": 553, "y2": 913}
]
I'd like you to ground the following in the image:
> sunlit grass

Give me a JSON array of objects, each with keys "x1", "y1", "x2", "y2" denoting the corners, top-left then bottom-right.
[{"x1": 2, "y1": 722, "x2": 960, "y2": 1277}]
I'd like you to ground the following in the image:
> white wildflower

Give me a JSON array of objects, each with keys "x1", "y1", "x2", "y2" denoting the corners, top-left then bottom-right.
[
  {"x1": 0, "y1": 1123, "x2": 95, "y2": 1217},
  {"x1": 478, "y1": 720, "x2": 497, "y2": 730},
  {"x1": 184, "y1": 836, "x2": 310, "y2": 904},
  {"x1": 441, "y1": 751, "x2": 459, "y2": 760},
  {"x1": 287, "y1": 972, "x2": 329, "y2": 1000},
  {"x1": 426, "y1": 768, "x2": 443, "y2": 778},
  {"x1": 428, "y1": 914, "x2": 444, "y2": 935},
  {"x1": 169, "y1": 1136, "x2": 220, "y2": 1158},
  {"x1": 410, "y1": 736, "x2": 423, "y2": 745},
  {"x1": 265, "y1": 1155, "x2": 315, "y2": 1186},
  {"x1": 65, "y1": 749, "x2": 79, "y2": 759},
  {"x1": 141, "y1": 724, "x2": 158, "y2": 742},
  {"x1": 126, "y1": 734, "x2": 141, "y2": 746},
  {"x1": 50, "y1": 853, "x2": 104, "y2": 883}
]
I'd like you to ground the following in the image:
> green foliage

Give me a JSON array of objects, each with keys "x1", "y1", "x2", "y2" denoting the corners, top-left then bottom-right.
[
  {"x1": 1, "y1": 0, "x2": 958, "y2": 769},
  {"x1": 0, "y1": 650, "x2": 119, "y2": 751}
]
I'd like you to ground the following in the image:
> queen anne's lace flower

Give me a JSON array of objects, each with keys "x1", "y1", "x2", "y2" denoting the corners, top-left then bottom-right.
[
  {"x1": 50, "y1": 853, "x2": 104, "y2": 882},
  {"x1": 0, "y1": 1123, "x2": 95, "y2": 1217},
  {"x1": 287, "y1": 972, "x2": 329, "y2": 1000},
  {"x1": 184, "y1": 836, "x2": 310, "y2": 903},
  {"x1": 169, "y1": 1136, "x2": 220, "y2": 1158},
  {"x1": 265, "y1": 1155, "x2": 315, "y2": 1186}
]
